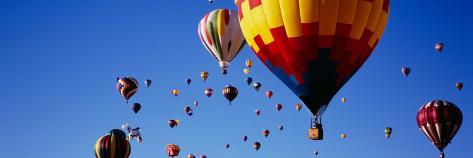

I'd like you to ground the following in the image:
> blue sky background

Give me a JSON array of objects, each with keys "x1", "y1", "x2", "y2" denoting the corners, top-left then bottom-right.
[{"x1": 1, "y1": 0, "x2": 472, "y2": 158}]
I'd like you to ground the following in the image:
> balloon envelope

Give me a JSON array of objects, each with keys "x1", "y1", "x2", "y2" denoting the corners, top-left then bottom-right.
[
  {"x1": 144, "y1": 79, "x2": 152, "y2": 88},
  {"x1": 117, "y1": 77, "x2": 139, "y2": 102},
  {"x1": 402, "y1": 67, "x2": 410, "y2": 77},
  {"x1": 131, "y1": 103, "x2": 141, "y2": 114},
  {"x1": 223, "y1": 85, "x2": 238, "y2": 104},
  {"x1": 416, "y1": 100, "x2": 463, "y2": 154},
  {"x1": 236, "y1": 0, "x2": 390, "y2": 116},
  {"x1": 198, "y1": 9, "x2": 246, "y2": 74},
  {"x1": 245, "y1": 77, "x2": 253, "y2": 85}
]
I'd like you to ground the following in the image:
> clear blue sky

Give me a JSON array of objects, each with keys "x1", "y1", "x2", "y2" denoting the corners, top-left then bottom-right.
[{"x1": 1, "y1": 0, "x2": 472, "y2": 158}]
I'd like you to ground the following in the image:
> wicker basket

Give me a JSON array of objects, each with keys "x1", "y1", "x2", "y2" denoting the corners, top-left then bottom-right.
[{"x1": 308, "y1": 127, "x2": 323, "y2": 140}]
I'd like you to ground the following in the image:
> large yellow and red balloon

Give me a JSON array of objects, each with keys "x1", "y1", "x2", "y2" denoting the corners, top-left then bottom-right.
[{"x1": 236, "y1": 0, "x2": 390, "y2": 117}]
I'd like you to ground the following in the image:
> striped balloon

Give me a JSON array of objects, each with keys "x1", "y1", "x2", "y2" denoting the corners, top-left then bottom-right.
[
  {"x1": 198, "y1": 9, "x2": 246, "y2": 74},
  {"x1": 417, "y1": 100, "x2": 462, "y2": 157},
  {"x1": 94, "y1": 133, "x2": 131, "y2": 158},
  {"x1": 223, "y1": 85, "x2": 238, "y2": 105},
  {"x1": 236, "y1": 0, "x2": 389, "y2": 116}
]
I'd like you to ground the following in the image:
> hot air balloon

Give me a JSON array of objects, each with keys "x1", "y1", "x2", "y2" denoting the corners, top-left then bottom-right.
[
  {"x1": 295, "y1": 104, "x2": 302, "y2": 111},
  {"x1": 245, "y1": 77, "x2": 253, "y2": 85},
  {"x1": 144, "y1": 79, "x2": 152, "y2": 88},
  {"x1": 236, "y1": 0, "x2": 390, "y2": 140},
  {"x1": 279, "y1": 125, "x2": 284, "y2": 131},
  {"x1": 417, "y1": 100, "x2": 463, "y2": 158},
  {"x1": 188, "y1": 154, "x2": 196, "y2": 158},
  {"x1": 225, "y1": 144, "x2": 230, "y2": 149},
  {"x1": 276, "y1": 104, "x2": 283, "y2": 111},
  {"x1": 456, "y1": 82, "x2": 463, "y2": 91},
  {"x1": 168, "y1": 120, "x2": 180, "y2": 128},
  {"x1": 341, "y1": 97, "x2": 347, "y2": 103},
  {"x1": 205, "y1": 88, "x2": 213, "y2": 98},
  {"x1": 265, "y1": 91, "x2": 273, "y2": 99},
  {"x1": 435, "y1": 42, "x2": 444, "y2": 53},
  {"x1": 198, "y1": 9, "x2": 246, "y2": 74},
  {"x1": 253, "y1": 142, "x2": 261, "y2": 151},
  {"x1": 131, "y1": 103, "x2": 141, "y2": 114},
  {"x1": 402, "y1": 67, "x2": 411, "y2": 77},
  {"x1": 186, "y1": 79, "x2": 192, "y2": 85},
  {"x1": 209, "y1": 0, "x2": 213, "y2": 4},
  {"x1": 341, "y1": 133, "x2": 347, "y2": 139},
  {"x1": 255, "y1": 109, "x2": 261, "y2": 116},
  {"x1": 117, "y1": 77, "x2": 139, "y2": 103},
  {"x1": 263, "y1": 129, "x2": 270, "y2": 138},
  {"x1": 201, "y1": 71, "x2": 209, "y2": 82},
  {"x1": 223, "y1": 85, "x2": 238, "y2": 105},
  {"x1": 246, "y1": 59, "x2": 253, "y2": 68},
  {"x1": 172, "y1": 89, "x2": 179, "y2": 97},
  {"x1": 95, "y1": 129, "x2": 131, "y2": 158},
  {"x1": 252, "y1": 82, "x2": 261, "y2": 92},
  {"x1": 166, "y1": 144, "x2": 181, "y2": 158},
  {"x1": 243, "y1": 68, "x2": 250, "y2": 75},
  {"x1": 194, "y1": 101, "x2": 199, "y2": 107},
  {"x1": 314, "y1": 150, "x2": 319, "y2": 156},
  {"x1": 385, "y1": 127, "x2": 392, "y2": 139},
  {"x1": 200, "y1": 155, "x2": 207, "y2": 158},
  {"x1": 243, "y1": 135, "x2": 248, "y2": 142},
  {"x1": 184, "y1": 106, "x2": 193, "y2": 116}
]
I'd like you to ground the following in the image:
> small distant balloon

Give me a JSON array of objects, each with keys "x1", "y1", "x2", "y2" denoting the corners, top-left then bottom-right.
[
  {"x1": 255, "y1": 110, "x2": 261, "y2": 116},
  {"x1": 131, "y1": 103, "x2": 141, "y2": 114},
  {"x1": 253, "y1": 142, "x2": 261, "y2": 151},
  {"x1": 243, "y1": 68, "x2": 250, "y2": 75},
  {"x1": 172, "y1": 89, "x2": 179, "y2": 97},
  {"x1": 263, "y1": 129, "x2": 270, "y2": 138},
  {"x1": 276, "y1": 104, "x2": 282, "y2": 111},
  {"x1": 201, "y1": 71, "x2": 209, "y2": 82},
  {"x1": 188, "y1": 154, "x2": 195, "y2": 158},
  {"x1": 225, "y1": 144, "x2": 230, "y2": 149},
  {"x1": 456, "y1": 82, "x2": 463, "y2": 91},
  {"x1": 243, "y1": 135, "x2": 248, "y2": 142},
  {"x1": 245, "y1": 77, "x2": 253, "y2": 85},
  {"x1": 166, "y1": 144, "x2": 180, "y2": 158},
  {"x1": 186, "y1": 79, "x2": 192, "y2": 85},
  {"x1": 279, "y1": 125, "x2": 284, "y2": 131},
  {"x1": 144, "y1": 79, "x2": 152, "y2": 88},
  {"x1": 265, "y1": 91, "x2": 273, "y2": 99},
  {"x1": 194, "y1": 101, "x2": 199, "y2": 107},
  {"x1": 246, "y1": 59, "x2": 253, "y2": 68},
  {"x1": 341, "y1": 133, "x2": 347, "y2": 139},
  {"x1": 204, "y1": 88, "x2": 213, "y2": 98},
  {"x1": 385, "y1": 127, "x2": 392, "y2": 139},
  {"x1": 402, "y1": 67, "x2": 411, "y2": 77},
  {"x1": 184, "y1": 106, "x2": 193, "y2": 116},
  {"x1": 253, "y1": 82, "x2": 261, "y2": 92},
  {"x1": 341, "y1": 97, "x2": 347, "y2": 103},
  {"x1": 435, "y1": 42, "x2": 444, "y2": 53},
  {"x1": 200, "y1": 155, "x2": 207, "y2": 158},
  {"x1": 295, "y1": 104, "x2": 302, "y2": 111},
  {"x1": 168, "y1": 120, "x2": 180, "y2": 128}
]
